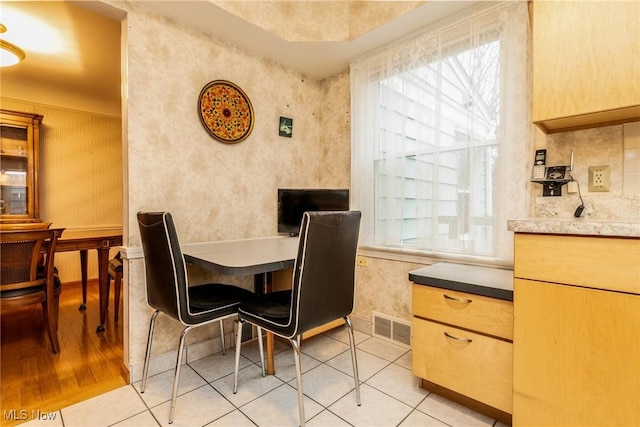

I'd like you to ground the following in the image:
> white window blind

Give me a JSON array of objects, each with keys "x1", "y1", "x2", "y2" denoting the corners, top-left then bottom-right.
[{"x1": 350, "y1": 2, "x2": 532, "y2": 263}]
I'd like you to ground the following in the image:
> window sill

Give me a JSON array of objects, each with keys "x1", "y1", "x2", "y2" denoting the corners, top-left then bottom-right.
[{"x1": 357, "y1": 245, "x2": 513, "y2": 270}]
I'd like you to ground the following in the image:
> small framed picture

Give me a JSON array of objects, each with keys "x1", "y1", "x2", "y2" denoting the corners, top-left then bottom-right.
[
  {"x1": 546, "y1": 165, "x2": 566, "y2": 180},
  {"x1": 279, "y1": 117, "x2": 293, "y2": 137}
]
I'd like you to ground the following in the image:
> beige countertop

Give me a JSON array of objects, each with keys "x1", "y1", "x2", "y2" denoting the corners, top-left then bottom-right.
[{"x1": 507, "y1": 218, "x2": 640, "y2": 238}]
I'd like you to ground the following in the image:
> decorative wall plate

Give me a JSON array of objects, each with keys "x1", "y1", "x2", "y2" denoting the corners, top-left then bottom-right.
[{"x1": 198, "y1": 80, "x2": 254, "y2": 143}]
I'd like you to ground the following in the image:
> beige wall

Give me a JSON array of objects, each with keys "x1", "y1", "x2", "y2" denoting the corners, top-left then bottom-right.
[
  {"x1": 0, "y1": 98, "x2": 122, "y2": 282},
  {"x1": 119, "y1": 1, "x2": 353, "y2": 366},
  {"x1": 532, "y1": 124, "x2": 640, "y2": 218}
]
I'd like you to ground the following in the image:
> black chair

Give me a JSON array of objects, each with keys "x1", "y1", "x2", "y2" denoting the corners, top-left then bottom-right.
[
  {"x1": 137, "y1": 211, "x2": 255, "y2": 424},
  {"x1": 233, "y1": 211, "x2": 362, "y2": 427}
]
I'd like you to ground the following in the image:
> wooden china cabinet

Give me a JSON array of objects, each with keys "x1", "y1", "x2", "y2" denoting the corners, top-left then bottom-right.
[{"x1": 0, "y1": 109, "x2": 44, "y2": 224}]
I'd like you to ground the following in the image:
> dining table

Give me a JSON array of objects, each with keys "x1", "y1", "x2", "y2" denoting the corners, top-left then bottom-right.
[
  {"x1": 182, "y1": 236, "x2": 299, "y2": 374},
  {"x1": 55, "y1": 228, "x2": 123, "y2": 332}
]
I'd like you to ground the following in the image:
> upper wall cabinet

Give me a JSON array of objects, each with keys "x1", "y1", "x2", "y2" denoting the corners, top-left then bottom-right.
[
  {"x1": 0, "y1": 109, "x2": 43, "y2": 224},
  {"x1": 532, "y1": 1, "x2": 640, "y2": 134}
]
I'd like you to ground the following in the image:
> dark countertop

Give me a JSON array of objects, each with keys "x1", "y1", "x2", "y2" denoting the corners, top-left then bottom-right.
[{"x1": 409, "y1": 262, "x2": 514, "y2": 301}]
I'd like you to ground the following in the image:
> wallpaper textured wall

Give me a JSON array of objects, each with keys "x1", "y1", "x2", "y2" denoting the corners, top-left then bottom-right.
[
  {"x1": 532, "y1": 124, "x2": 640, "y2": 218},
  {"x1": 119, "y1": 1, "x2": 352, "y2": 366},
  {"x1": 0, "y1": 98, "x2": 122, "y2": 281}
]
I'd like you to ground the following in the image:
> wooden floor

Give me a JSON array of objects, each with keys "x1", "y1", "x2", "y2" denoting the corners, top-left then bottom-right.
[{"x1": 1, "y1": 281, "x2": 125, "y2": 426}]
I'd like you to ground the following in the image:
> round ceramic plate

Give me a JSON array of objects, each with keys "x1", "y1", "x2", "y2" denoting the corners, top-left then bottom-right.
[{"x1": 198, "y1": 80, "x2": 254, "y2": 143}]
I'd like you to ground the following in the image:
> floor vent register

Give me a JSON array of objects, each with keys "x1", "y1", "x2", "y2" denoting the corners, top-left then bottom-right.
[{"x1": 372, "y1": 311, "x2": 411, "y2": 348}]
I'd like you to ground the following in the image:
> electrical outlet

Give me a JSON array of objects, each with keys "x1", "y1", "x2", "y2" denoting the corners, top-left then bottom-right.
[
  {"x1": 588, "y1": 165, "x2": 611, "y2": 192},
  {"x1": 356, "y1": 256, "x2": 368, "y2": 267}
]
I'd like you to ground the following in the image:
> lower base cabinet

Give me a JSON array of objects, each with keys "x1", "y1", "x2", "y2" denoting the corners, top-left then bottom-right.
[
  {"x1": 513, "y1": 233, "x2": 640, "y2": 426},
  {"x1": 412, "y1": 282, "x2": 513, "y2": 423},
  {"x1": 513, "y1": 278, "x2": 640, "y2": 426}
]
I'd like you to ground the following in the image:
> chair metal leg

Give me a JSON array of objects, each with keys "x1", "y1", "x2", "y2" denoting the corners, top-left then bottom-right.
[
  {"x1": 219, "y1": 319, "x2": 226, "y2": 355},
  {"x1": 141, "y1": 310, "x2": 160, "y2": 393},
  {"x1": 233, "y1": 320, "x2": 243, "y2": 394},
  {"x1": 290, "y1": 336, "x2": 305, "y2": 427},
  {"x1": 257, "y1": 326, "x2": 265, "y2": 377},
  {"x1": 345, "y1": 316, "x2": 361, "y2": 406},
  {"x1": 169, "y1": 325, "x2": 193, "y2": 424}
]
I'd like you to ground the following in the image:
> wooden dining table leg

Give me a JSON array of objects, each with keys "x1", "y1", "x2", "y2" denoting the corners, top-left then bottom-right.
[
  {"x1": 78, "y1": 249, "x2": 89, "y2": 310},
  {"x1": 266, "y1": 332, "x2": 275, "y2": 375},
  {"x1": 96, "y1": 246, "x2": 110, "y2": 332}
]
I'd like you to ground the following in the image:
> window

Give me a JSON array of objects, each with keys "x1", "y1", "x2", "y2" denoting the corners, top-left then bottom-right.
[{"x1": 351, "y1": 2, "x2": 531, "y2": 262}]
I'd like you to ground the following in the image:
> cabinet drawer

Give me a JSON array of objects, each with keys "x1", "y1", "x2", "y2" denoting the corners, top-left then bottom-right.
[
  {"x1": 514, "y1": 234, "x2": 640, "y2": 294},
  {"x1": 412, "y1": 318, "x2": 513, "y2": 414},
  {"x1": 413, "y1": 284, "x2": 513, "y2": 341}
]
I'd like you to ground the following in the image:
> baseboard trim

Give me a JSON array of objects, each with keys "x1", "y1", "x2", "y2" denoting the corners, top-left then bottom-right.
[
  {"x1": 62, "y1": 278, "x2": 99, "y2": 289},
  {"x1": 119, "y1": 361, "x2": 130, "y2": 384},
  {"x1": 419, "y1": 379, "x2": 512, "y2": 425}
]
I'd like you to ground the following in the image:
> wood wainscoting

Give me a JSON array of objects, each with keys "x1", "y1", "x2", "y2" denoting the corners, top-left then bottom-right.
[{"x1": 1, "y1": 280, "x2": 125, "y2": 426}]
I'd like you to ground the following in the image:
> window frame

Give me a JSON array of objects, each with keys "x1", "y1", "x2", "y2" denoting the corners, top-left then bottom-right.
[{"x1": 350, "y1": 2, "x2": 532, "y2": 265}]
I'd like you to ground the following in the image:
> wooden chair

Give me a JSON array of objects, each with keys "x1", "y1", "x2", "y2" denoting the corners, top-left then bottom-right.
[
  {"x1": 0, "y1": 228, "x2": 64, "y2": 353},
  {"x1": 107, "y1": 252, "x2": 123, "y2": 320}
]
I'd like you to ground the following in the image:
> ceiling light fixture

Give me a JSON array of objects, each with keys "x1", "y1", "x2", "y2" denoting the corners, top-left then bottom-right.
[{"x1": 0, "y1": 23, "x2": 26, "y2": 67}]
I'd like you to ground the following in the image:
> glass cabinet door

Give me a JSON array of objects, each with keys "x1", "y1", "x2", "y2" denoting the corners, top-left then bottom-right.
[{"x1": 0, "y1": 110, "x2": 43, "y2": 223}]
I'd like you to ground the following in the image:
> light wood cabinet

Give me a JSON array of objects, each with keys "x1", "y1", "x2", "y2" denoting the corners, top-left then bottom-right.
[
  {"x1": 532, "y1": 1, "x2": 640, "y2": 133},
  {"x1": 513, "y1": 233, "x2": 640, "y2": 426},
  {"x1": 412, "y1": 283, "x2": 513, "y2": 419},
  {"x1": 514, "y1": 233, "x2": 640, "y2": 294},
  {"x1": 413, "y1": 285, "x2": 514, "y2": 340},
  {"x1": 0, "y1": 109, "x2": 43, "y2": 224},
  {"x1": 413, "y1": 316, "x2": 513, "y2": 414}
]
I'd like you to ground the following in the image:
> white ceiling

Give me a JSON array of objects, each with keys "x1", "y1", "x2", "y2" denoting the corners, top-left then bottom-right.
[
  {"x1": 0, "y1": 1, "x2": 122, "y2": 107},
  {"x1": 0, "y1": 1, "x2": 480, "y2": 107},
  {"x1": 140, "y1": 1, "x2": 480, "y2": 80}
]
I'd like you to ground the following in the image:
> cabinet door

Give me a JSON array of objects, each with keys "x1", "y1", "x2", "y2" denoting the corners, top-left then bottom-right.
[
  {"x1": 532, "y1": 1, "x2": 640, "y2": 132},
  {"x1": 513, "y1": 278, "x2": 640, "y2": 426}
]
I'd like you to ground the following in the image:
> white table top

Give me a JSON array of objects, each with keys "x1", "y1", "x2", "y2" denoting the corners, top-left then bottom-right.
[{"x1": 182, "y1": 236, "x2": 299, "y2": 276}]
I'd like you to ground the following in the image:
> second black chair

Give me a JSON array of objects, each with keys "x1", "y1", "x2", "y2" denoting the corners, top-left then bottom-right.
[
  {"x1": 233, "y1": 210, "x2": 362, "y2": 427},
  {"x1": 137, "y1": 211, "x2": 255, "y2": 424}
]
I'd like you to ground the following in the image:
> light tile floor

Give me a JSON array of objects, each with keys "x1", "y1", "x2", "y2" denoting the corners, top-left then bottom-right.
[{"x1": 23, "y1": 329, "x2": 507, "y2": 427}]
